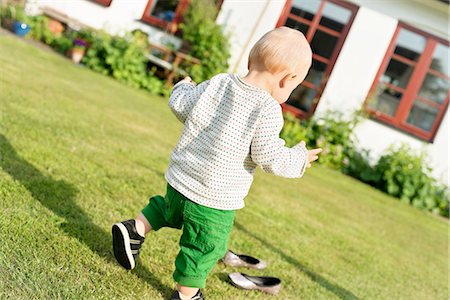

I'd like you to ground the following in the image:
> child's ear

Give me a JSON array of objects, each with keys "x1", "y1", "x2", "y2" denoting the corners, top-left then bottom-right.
[{"x1": 280, "y1": 72, "x2": 297, "y2": 88}]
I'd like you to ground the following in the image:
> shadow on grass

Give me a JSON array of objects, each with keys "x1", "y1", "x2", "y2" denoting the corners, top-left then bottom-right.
[
  {"x1": 234, "y1": 221, "x2": 360, "y2": 300},
  {"x1": 0, "y1": 134, "x2": 172, "y2": 298}
]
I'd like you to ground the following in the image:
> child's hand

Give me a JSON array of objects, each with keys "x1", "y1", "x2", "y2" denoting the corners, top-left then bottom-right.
[
  {"x1": 299, "y1": 141, "x2": 322, "y2": 168},
  {"x1": 181, "y1": 76, "x2": 196, "y2": 86}
]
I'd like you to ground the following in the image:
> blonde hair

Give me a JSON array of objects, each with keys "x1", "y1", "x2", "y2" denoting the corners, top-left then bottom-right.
[{"x1": 248, "y1": 27, "x2": 311, "y2": 74}]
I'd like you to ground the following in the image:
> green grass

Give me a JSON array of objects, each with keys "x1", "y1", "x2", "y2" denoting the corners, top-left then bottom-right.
[{"x1": 0, "y1": 33, "x2": 448, "y2": 300}]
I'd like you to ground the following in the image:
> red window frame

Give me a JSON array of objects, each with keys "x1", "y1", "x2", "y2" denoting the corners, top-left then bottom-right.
[
  {"x1": 141, "y1": 0, "x2": 190, "y2": 33},
  {"x1": 366, "y1": 23, "x2": 449, "y2": 142},
  {"x1": 93, "y1": 0, "x2": 112, "y2": 7},
  {"x1": 276, "y1": 0, "x2": 358, "y2": 119}
]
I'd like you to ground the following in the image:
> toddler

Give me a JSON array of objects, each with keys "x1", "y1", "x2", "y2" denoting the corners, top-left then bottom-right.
[{"x1": 112, "y1": 26, "x2": 322, "y2": 300}]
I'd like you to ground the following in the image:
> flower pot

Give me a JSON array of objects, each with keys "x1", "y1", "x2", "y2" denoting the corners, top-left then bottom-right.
[
  {"x1": 13, "y1": 21, "x2": 30, "y2": 37},
  {"x1": 71, "y1": 48, "x2": 85, "y2": 64}
]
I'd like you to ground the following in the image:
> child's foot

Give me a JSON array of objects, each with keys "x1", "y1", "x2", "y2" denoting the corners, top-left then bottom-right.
[
  {"x1": 112, "y1": 219, "x2": 145, "y2": 269},
  {"x1": 170, "y1": 289, "x2": 204, "y2": 300}
]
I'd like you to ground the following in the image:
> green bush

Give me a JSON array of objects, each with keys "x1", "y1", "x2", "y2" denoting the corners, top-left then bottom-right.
[
  {"x1": 179, "y1": 0, "x2": 230, "y2": 82},
  {"x1": 29, "y1": 15, "x2": 55, "y2": 44},
  {"x1": 82, "y1": 31, "x2": 164, "y2": 94},
  {"x1": 281, "y1": 111, "x2": 361, "y2": 169},
  {"x1": 281, "y1": 112, "x2": 449, "y2": 217},
  {"x1": 280, "y1": 113, "x2": 308, "y2": 147},
  {"x1": 375, "y1": 144, "x2": 449, "y2": 216}
]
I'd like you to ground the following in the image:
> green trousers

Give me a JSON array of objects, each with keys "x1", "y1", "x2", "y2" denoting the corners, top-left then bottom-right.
[{"x1": 142, "y1": 184, "x2": 235, "y2": 288}]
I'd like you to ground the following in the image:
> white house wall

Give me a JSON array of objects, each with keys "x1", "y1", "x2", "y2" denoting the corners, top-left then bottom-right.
[
  {"x1": 347, "y1": 0, "x2": 449, "y2": 39},
  {"x1": 26, "y1": 0, "x2": 182, "y2": 47},
  {"x1": 315, "y1": 7, "x2": 398, "y2": 116},
  {"x1": 315, "y1": 6, "x2": 449, "y2": 184},
  {"x1": 354, "y1": 112, "x2": 449, "y2": 184},
  {"x1": 216, "y1": 0, "x2": 286, "y2": 75}
]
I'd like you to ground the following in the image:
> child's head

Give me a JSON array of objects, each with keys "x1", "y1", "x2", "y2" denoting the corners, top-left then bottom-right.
[{"x1": 248, "y1": 27, "x2": 312, "y2": 103}]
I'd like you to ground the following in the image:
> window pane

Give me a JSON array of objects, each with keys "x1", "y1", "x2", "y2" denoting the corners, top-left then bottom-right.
[
  {"x1": 381, "y1": 59, "x2": 414, "y2": 89},
  {"x1": 394, "y1": 29, "x2": 426, "y2": 62},
  {"x1": 286, "y1": 59, "x2": 326, "y2": 112},
  {"x1": 285, "y1": 17, "x2": 309, "y2": 35},
  {"x1": 406, "y1": 100, "x2": 439, "y2": 132},
  {"x1": 149, "y1": 0, "x2": 178, "y2": 22},
  {"x1": 430, "y1": 44, "x2": 449, "y2": 77},
  {"x1": 418, "y1": 73, "x2": 449, "y2": 104},
  {"x1": 305, "y1": 59, "x2": 327, "y2": 86},
  {"x1": 319, "y1": 2, "x2": 351, "y2": 32},
  {"x1": 369, "y1": 84, "x2": 402, "y2": 116},
  {"x1": 291, "y1": 0, "x2": 321, "y2": 21},
  {"x1": 287, "y1": 85, "x2": 318, "y2": 112},
  {"x1": 311, "y1": 30, "x2": 337, "y2": 59}
]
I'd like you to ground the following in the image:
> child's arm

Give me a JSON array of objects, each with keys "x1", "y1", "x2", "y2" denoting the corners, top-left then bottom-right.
[
  {"x1": 251, "y1": 107, "x2": 321, "y2": 178},
  {"x1": 168, "y1": 77, "x2": 209, "y2": 123}
]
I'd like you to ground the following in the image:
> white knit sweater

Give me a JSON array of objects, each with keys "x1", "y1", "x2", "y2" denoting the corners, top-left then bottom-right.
[{"x1": 165, "y1": 73, "x2": 308, "y2": 210}]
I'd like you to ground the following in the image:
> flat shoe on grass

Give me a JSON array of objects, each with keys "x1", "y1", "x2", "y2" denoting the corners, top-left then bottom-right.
[
  {"x1": 222, "y1": 250, "x2": 267, "y2": 269},
  {"x1": 228, "y1": 272, "x2": 281, "y2": 295}
]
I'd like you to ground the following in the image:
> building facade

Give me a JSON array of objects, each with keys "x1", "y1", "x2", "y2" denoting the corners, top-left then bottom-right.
[{"x1": 26, "y1": 0, "x2": 449, "y2": 184}]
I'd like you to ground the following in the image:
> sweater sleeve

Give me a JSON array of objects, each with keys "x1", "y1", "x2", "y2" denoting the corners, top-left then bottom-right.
[
  {"x1": 250, "y1": 106, "x2": 308, "y2": 178},
  {"x1": 168, "y1": 80, "x2": 209, "y2": 123}
]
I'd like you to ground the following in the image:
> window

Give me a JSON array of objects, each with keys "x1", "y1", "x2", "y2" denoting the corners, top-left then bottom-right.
[
  {"x1": 367, "y1": 24, "x2": 449, "y2": 142},
  {"x1": 141, "y1": 0, "x2": 189, "y2": 32},
  {"x1": 141, "y1": 0, "x2": 222, "y2": 32},
  {"x1": 92, "y1": 0, "x2": 112, "y2": 6},
  {"x1": 277, "y1": 0, "x2": 358, "y2": 118}
]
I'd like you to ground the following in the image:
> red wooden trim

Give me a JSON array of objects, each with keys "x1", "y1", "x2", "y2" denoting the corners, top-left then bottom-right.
[
  {"x1": 93, "y1": 0, "x2": 112, "y2": 6},
  {"x1": 141, "y1": 0, "x2": 191, "y2": 31},
  {"x1": 312, "y1": 54, "x2": 330, "y2": 64},
  {"x1": 427, "y1": 95, "x2": 449, "y2": 141},
  {"x1": 306, "y1": 0, "x2": 326, "y2": 41},
  {"x1": 396, "y1": 40, "x2": 436, "y2": 121},
  {"x1": 173, "y1": 0, "x2": 190, "y2": 24},
  {"x1": 276, "y1": 0, "x2": 293, "y2": 27},
  {"x1": 391, "y1": 53, "x2": 417, "y2": 66},
  {"x1": 365, "y1": 24, "x2": 450, "y2": 141},
  {"x1": 302, "y1": 80, "x2": 321, "y2": 90},
  {"x1": 415, "y1": 95, "x2": 445, "y2": 109},
  {"x1": 287, "y1": 14, "x2": 312, "y2": 26},
  {"x1": 282, "y1": 103, "x2": 311, "y2": 118},
  {"x1": 316, "y1": 25, "x2": 340, "y2": 37},
  {"x1": 309, "y1": 0, "x2": 358, "y2": 116},
  {"x1": 366, "y1": 26, "x2": 402, "y2": 109},
  {"x1": 366, "y1": 108, "x2": 434, "y2": 141},
  {"x1": 275, "y1": 0, "x2": 359, "y2": 118},
  {"x1": 382, "y1": 82, "x2": 405, "y2": 93},
  {"x1": 427, "y1": 68, "x2": 450, "y2": 81}
]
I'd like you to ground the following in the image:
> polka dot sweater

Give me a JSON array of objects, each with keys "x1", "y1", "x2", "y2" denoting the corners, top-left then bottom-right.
[{"x1": 165, "y1": 73, "x2": 308, "y2": 210}]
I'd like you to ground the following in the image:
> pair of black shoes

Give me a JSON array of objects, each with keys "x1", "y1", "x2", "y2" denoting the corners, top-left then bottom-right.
[{"x1": 112, "y1": 220, "x2": 204, "y2": 300}]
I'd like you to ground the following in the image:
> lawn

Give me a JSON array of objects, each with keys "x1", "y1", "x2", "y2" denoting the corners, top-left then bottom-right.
[{"x1": 0, "y1": 33, "x2": 448, "y2": 300}]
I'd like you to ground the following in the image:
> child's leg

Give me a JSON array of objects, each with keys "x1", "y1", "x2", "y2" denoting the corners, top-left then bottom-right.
[
  {"x1": 172, "y1": 198, "x2": 235, "y2": 299},
  {"x1": 113, "y1": 187, "x2": 180, "y2": 270},
  {"x1": 135, "y1": 212, "x2": 152, "y2": 237}
]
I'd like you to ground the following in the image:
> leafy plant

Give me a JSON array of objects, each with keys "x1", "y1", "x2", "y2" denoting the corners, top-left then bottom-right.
[
  {"x1": 179, "y1": 0, "x2": 230, "y2": 82},
  {"x1": 28, "y1": 15, "x2": 55, "y2": 44},
  {"x1": 82, "y1": 30, "x2": 165, "y2": 94},
  {"x1": 280, "y1": 113, "x2": 309, "y2": 147},
  {"x1": 374, "y1": 144, "x2": 449, "y2": 216}
]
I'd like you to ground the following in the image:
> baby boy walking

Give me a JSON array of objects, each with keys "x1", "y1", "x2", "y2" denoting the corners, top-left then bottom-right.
[{"x1": 112, "y1": 27, "x2": 322, "y2": 300}]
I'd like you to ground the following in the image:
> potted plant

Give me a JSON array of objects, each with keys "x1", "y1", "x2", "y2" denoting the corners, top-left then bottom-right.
[
  {"x1": 12, "y1": 5, "x2": 30, "y2": 37},
  {"x1": 70, "y1": 38, "x2": 87, "y2": 64}
]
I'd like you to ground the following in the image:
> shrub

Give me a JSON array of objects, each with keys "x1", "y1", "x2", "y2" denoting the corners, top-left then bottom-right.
[
  {"x1": 179, "y1": 0, "x2": 230, "y2": 82},
  {"x1": 82, "y1": 30, "x2": 165, "y2": 94},
  {"x1": 281, "y1": 111, "x2": 362, "y2": 169},
  {"x1": 281, "y1": 112, "x2": 449, "y2": 217},
  {"x1": 28, "y1": 15, "x2": 56, "y2": 44},
  {"x1": 375, "y1": 144, "x2": 449, "y2": 216},
  {"x1": 280, "y1": 113, "x2": 308, "y2": 147}
]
